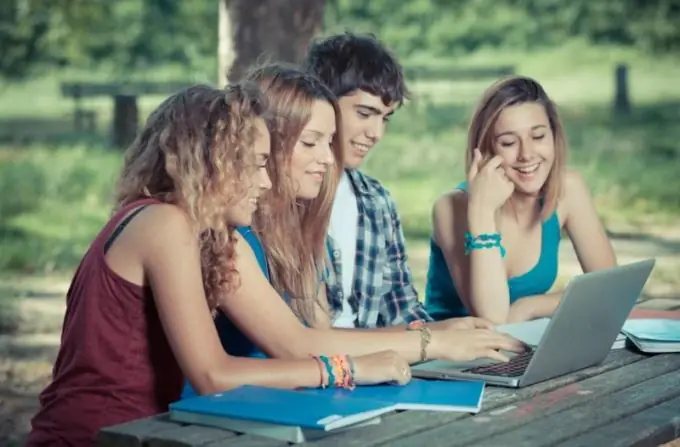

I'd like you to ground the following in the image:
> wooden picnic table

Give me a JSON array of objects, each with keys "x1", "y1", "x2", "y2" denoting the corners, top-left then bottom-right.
[{"x1": 97, "y1": 348, "x2": 680, "y2": 446}]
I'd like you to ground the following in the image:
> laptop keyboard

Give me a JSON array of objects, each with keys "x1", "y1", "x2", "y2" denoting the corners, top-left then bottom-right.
[{"x1": 461, "y1": 350, "x2": 535, "y2": 377}]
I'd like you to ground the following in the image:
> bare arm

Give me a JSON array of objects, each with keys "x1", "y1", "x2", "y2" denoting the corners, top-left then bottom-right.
[
  {"x1": 432, "y1": 191, "x2": 512, "y2": 324},
  {"x1": 218, "y1": 232, "x2": 425, "y2": 363},
  {"x1": 135, "y1": 205, "x2": 322, "y2": 394},
  {"x1": 563, "y1": 170, "x2": 617, "y2": 271}
]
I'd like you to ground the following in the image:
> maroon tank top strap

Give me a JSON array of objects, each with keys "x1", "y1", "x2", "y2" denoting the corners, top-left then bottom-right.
[{"x1": 93, "y1": 197, "x2": 162, "y2": 253}]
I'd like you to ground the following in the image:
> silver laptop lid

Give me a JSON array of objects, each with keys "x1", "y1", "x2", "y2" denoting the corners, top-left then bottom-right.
[{"x1": 521, "y1": 258, "x2": 655, "y2": 386}]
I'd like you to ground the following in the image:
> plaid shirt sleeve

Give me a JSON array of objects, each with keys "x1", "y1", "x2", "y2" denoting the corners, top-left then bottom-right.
[{"x1": 379, "y1": 190, "x2": 434, "y2": 326}]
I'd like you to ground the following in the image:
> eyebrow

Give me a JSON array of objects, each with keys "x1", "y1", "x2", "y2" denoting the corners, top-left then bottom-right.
[
  {"x1": 301, "y1": 129, "x2": 336, "y2": 139},
  {"x1": 495, "y1": 124, "x2": 548, "y2": 138},
  {"x1": 355, "y1": 104, "x2": 394, "y2": 116},
  {"x1": 300, "y1": 130, "x2": 324, "y2": 138}
]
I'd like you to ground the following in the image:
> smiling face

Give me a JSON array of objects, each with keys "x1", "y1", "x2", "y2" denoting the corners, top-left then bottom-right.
[
  {"x1": 492, "y1": 102, "x2": 555, "y2": 196},
  {"x1": 289, "y1": 99, "x2": 337, "y2": 199},
  {"x1": 226, "y1": 118, "x2": 272, "y2": 226},
  {"x1": 336, "y1": 90, "x2": 397, "y2": 169}
]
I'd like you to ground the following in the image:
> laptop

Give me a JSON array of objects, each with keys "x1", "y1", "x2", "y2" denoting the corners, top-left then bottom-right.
[{"x1": 412, "y1": 258, "x2": 656, "y2": 388}]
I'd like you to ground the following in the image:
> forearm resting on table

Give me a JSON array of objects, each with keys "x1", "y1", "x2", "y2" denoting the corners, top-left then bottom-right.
[
  {"x1": 511, "y1": 292, "x2": 562, "y2": 321},
  {"x1": 194, "y1": 357, "x2": 322, "y2": 395},
  {"x1": 334, "y1": 325, "x2": 406, "y2": 334},
  {"x1": 298, "y1": 327, "x2": 423, "y2": 364},
  {"x1": 285, "y1": 301, "x2": 422, "y2": 362}
]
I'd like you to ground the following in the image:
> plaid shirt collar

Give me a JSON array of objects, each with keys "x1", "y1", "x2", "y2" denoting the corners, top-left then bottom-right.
[{"x1": 325, "y1": 169, "x2": 432, "y2": 328}]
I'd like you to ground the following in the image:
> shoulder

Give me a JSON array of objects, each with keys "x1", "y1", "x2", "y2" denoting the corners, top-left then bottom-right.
[
  {"x1": 122, "y1": 203, "x2": 199, "y2": 268},
  {"x1": 349, "y1": 169, "x2": 391, "y2": 198},
  {"x1": 561, "y1": 169, "x2": 593, "y2": 210},
  {"x1": 348, "y1": 169, "x2": 399, "y2": 213},
  {"x1": 432, "y1": 189, "x2": 468, "y2": 223},
  {"x1": 431, "y1": 189, "x2": 469, "y2": 247},
  {"x1": 563, "y1": 169, "x2": 590, "y2": 192},
  {"x1": 133, "y1": 203, "x2": 195, "y2": 246}
]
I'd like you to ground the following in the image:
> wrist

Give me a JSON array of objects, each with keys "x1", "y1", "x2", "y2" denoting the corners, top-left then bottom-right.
[
  {"x1": 509, "y1": 297, "x2": 534, "y2": 321},
  {"x1": 406, "y1": 320, "x2": 432, "y2": 362},
  {"x1": 467, "y1": 204, "x2": 497, "y2": 234},
  {"x1": 425, "y1": 328, "x2": 443, "y2": 360}
]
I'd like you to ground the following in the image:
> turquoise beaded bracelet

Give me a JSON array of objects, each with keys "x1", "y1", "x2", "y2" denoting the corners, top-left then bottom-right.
[{"x1": 464, "y1": 231, "x2": 507, "y2": 257}]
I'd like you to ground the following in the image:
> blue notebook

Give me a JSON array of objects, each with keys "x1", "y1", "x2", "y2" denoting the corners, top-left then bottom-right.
[
  {"x1": 169, "y1": 385, "x2": 394, "y2": 443},
  {"x1": 301, "y1": 378, "x2": 485, "y2": 413},
  {"x1": 621, "y1": 319, "x2": 680, "y2": 353},
  {"x1": 622, "y1": 319, "x2": 680, "y2": 342}
]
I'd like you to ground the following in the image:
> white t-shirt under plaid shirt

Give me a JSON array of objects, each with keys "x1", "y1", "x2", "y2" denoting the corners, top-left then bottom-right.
[
  {"x1": 325, "y1": 169, "x2": 433, "y2": 328},
  {"x1": 328, "y1": 172, "x2": 358, "y2": 328}
]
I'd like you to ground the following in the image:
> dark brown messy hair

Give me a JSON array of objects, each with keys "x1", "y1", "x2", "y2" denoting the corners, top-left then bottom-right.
[
  {"x1": 245, "y1": 63, "x2": 343, "y2": 325},
  {"x1": 114, "y1": 83, "x2": 269, "y2": 310}
]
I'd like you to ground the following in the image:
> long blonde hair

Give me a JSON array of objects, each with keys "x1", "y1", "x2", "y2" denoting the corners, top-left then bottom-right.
[
  {"x1": 114, "y1": 83, "x2": 269, "y2": 309},
  {"x1": 245, "y1": 63, "x2": 343, "y2": 324},
  {"x1": 467, "y1": 76, "x2": 567, "y2": 220}
]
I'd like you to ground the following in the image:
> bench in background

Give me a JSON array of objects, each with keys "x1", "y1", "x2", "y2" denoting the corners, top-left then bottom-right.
[{"x1": 60, "y1": 81, "x2": 194, "y2": 148}]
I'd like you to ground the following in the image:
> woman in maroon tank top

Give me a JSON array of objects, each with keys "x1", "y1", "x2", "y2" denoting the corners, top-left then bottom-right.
[{"x1": 26, "y1": 82, "x2": 410, "y2": 446}]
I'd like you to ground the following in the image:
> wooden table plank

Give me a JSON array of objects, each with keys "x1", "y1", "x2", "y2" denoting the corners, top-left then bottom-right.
[
  {"x1": 145, "y1": 425, "x2": 238, "y2": 447},
  {"x1": 556, "y1": 395, "x2": 680, "y2": 447},
  {"x1": 473, "y1": 364, "x2": 680, "y2": 446},
  {"x1": 96, "y1": 414, "x2": 187, "y2": 447},
  {"x1": 387, "y1": 353, "x2": 680, "y2": 446},
  {"x1": 204, "y1": 435, "x2": 288, "y2": 447},
  {"x1": 306, "y1": 349, "x2": 646, "y2": 447}
]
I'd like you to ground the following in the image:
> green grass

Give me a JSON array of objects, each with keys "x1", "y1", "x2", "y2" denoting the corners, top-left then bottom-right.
[
  {"x1": 0, "y1": 42, "x2": 679, "y2": 280},
  {"x1": 0, "y1": 145, "x2": 120, "y2": 272}
]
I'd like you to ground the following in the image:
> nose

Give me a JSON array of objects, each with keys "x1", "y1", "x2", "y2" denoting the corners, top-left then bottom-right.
[
  {"x1": 317, "y1": 141, "x2": 335, "y2": 166},
  {"x1": 365, "y1": 117, "x2": 385, "y2": 142},
  {"x1": 518, "y1": 137, "x2": 535, "y2": 160},
  {"x1": 259, "y1": 167, "x2": 272, "y2": 191}
]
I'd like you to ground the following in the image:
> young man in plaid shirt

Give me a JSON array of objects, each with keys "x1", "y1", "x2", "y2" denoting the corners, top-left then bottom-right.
[{"x1": 302, "y1": 33, "x2": 442, "y2": 329}]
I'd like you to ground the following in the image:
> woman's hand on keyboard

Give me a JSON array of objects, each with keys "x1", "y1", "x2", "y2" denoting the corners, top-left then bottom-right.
[{"x1": 430, "y1": 327, "x2": 527, "y2": 363}]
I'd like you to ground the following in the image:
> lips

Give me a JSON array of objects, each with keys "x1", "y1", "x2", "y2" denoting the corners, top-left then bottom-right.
[
  {"x1": 352, "y1": 141, "x2": 371, "y2": 155},
  {"x1": 308, "y1": 172, "x2": 325, "y2": 182},
  {"x1": 513, "y1": 163, "x2": 540, "y2": 174}
]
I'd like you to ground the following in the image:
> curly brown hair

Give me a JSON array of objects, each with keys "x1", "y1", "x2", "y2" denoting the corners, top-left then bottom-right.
[
  {"x1": 245, "y1": 63, "x2": 343, "y2": 325},
  {"x1": 114, "y1": 83, "x2": 269, "y2": 310}
]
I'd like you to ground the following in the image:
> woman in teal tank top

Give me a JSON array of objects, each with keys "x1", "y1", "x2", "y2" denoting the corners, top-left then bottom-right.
[
  {"x1": 426, "y1": 182, "x2": 561, "y2": 320},
  {"x1": 425, "y1": 76, "x2": 617, "y2": 324}
]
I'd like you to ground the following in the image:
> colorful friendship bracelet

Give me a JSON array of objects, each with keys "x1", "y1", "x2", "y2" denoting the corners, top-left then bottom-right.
[
  {"x1": 464, "y1": 231, "x2": 507, "y2": 257},
  {"x1": 312, "y1": 354, "x2": 356, "y2": 390}
]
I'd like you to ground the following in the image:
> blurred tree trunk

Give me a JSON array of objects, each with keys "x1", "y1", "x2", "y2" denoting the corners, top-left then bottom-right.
[
  {"x1": 220, "y1": 0, "x2": 326, "y2": 83},
  {"x1": 217, "y1": 0, "x2": 235, "y2": 87}
]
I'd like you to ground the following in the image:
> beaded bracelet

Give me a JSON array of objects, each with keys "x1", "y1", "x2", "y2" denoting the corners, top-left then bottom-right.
[
  {"x1": 312, "y1": 354, "x2": 356, "y2": 390},
  {"x1": 464, "y1": 231, "x2": 507, "y2": 257}
]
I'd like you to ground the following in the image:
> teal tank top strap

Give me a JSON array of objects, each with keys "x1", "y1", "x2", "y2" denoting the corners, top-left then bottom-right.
[{"x1": 237, "y1": 226, "x2": 270, "y2": 280}]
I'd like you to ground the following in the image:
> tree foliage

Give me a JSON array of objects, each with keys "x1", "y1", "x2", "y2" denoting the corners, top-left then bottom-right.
[{"x1": 2, "y1": 0, "x2": 679, "y2": 80}]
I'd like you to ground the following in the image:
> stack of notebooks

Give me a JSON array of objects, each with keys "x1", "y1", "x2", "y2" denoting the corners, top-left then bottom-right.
[
  {"x1": 621, "y1": 318, "x2": 680, "y2": 353},
  {"x1": 168, "y1": 378, "x2": 485, "y2": 443}
]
